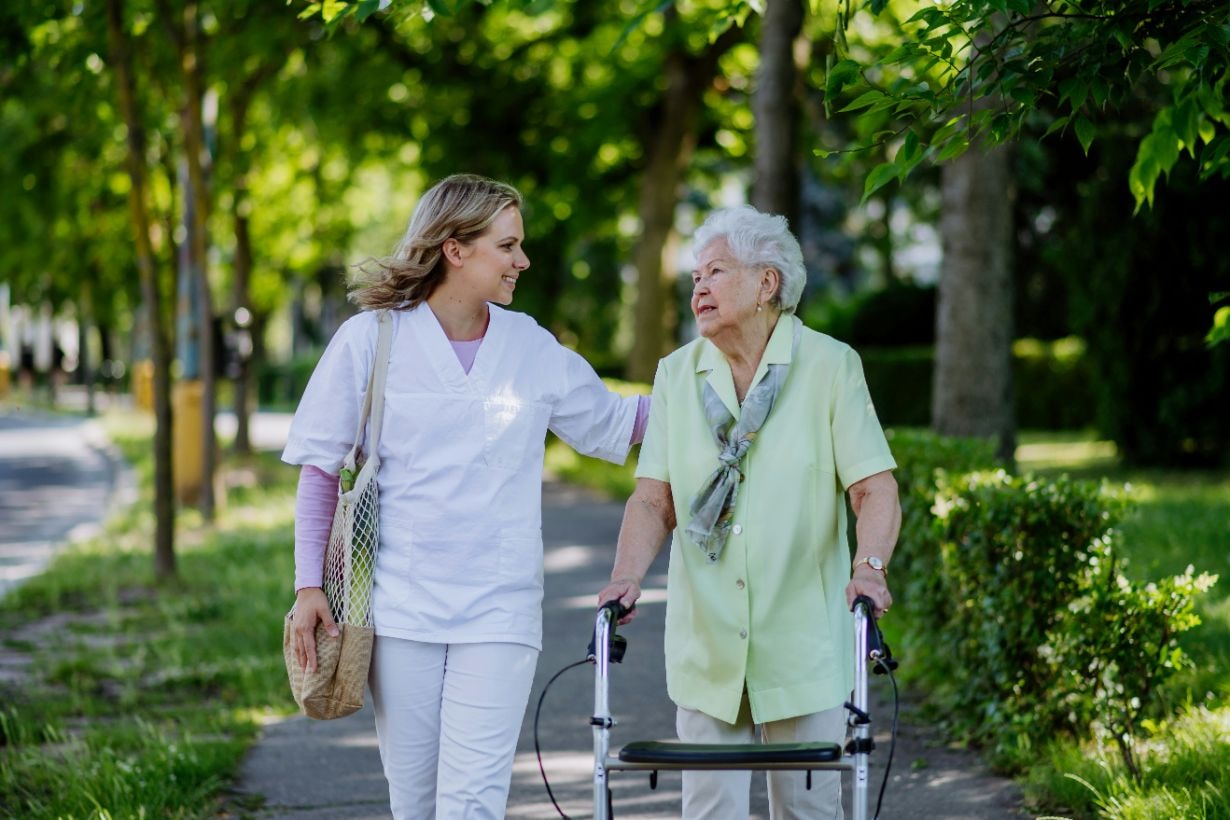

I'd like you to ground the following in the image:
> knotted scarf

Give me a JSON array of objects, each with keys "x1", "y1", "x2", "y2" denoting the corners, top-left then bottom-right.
[{"x1": 685, "y1": 322, "x2": 800, "y2": 562}]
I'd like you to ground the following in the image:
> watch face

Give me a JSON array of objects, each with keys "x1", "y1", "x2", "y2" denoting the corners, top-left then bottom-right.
[{"x1": 868, "y1": 556, "x2": 884, "y2": 570}]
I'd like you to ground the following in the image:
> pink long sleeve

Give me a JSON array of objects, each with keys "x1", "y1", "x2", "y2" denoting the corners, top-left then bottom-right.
[
  {"x1": 630, "y1": 395, "x2": 651, "y2": 446},
  {"x1": 294, "y1": 465, "x2": 340, "y2": 592}
]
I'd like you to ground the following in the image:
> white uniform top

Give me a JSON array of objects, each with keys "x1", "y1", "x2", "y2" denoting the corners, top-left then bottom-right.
[{"x1": 282, "y1": 304, "x2": 638, "y2": 650}]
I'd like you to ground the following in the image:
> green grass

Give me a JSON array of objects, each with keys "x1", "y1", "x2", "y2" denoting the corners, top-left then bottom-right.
[{"x1": 0, "y1": 410, "x2": 299, "y2": 818}]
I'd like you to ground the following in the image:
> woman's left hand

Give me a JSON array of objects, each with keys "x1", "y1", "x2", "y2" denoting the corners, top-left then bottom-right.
[{"x1": 845, "y1": 567, "x2": 893, "y2": 618}]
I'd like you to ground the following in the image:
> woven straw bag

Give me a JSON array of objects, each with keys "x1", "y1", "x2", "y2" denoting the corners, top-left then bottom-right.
[{"x1": 284, "y1": 310, "x2": 392, "y2": 720}]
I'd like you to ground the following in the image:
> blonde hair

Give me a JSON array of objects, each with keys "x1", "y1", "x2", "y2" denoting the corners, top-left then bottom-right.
[{"x1": 349, "y1": 174, "x2": 523, "y2": 310}]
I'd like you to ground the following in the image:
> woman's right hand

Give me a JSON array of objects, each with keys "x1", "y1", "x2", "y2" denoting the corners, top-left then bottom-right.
[
  {"x1": 292, "y1": 587, "x2": 339, "y2": 675},
  {"x1": 597, "y1": 577, "x2": 642, "y2": 625}
]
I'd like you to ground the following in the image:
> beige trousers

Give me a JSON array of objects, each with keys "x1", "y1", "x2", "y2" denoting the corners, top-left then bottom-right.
[{"x1": 676, "y1": 692, "x2": 846, "y2": 820}]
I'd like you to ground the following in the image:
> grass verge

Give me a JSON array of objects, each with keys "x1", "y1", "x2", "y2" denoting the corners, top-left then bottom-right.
[{"x1": 0, "y1": 410, "x2": 298, "y2": 818}]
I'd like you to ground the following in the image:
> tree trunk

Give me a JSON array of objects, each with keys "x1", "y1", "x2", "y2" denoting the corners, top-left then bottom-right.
[
  {"x1": 227, "y1": 75, "x2": 265, "y2": 456},
  {"x1": 106, "y1": 0, "x2": 177, "y2": 579},
  {"x1": 79, "y1": 278, "x2": 95, "y2": 415},
  {"x1": 752, "y1": 0, "x2": 804, "y2": 226},
  {"x1": 932, "y1": 144, "x2": 1016, "y2": 461},
  {"x1": 626, "y1": 22, "x2": 744, "y2": 383},
  {"x1": 182, "y1": 2, "x2": 218, "y2": 519}
]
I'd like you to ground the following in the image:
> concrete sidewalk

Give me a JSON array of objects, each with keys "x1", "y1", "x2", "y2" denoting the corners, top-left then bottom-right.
[{"x1": 229, "y1": 481, "x2": 1027, "y2": 819}]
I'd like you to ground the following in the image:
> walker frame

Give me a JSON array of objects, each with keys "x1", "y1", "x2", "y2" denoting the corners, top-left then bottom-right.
[{"x1": 588, "y1": 597, "x2": 885, "y2": 820}]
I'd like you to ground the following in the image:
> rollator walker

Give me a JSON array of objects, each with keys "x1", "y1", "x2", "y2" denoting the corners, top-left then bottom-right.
[{"x1": 587, "y1": 596, "x2": 896, "y2": 820}]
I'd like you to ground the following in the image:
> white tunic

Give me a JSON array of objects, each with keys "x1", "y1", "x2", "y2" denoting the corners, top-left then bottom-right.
[{"x1": 282, "y1": 304, "x2": 638, "y2": 650}]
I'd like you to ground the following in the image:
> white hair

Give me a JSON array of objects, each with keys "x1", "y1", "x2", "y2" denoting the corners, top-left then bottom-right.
[{"x1": 692, "y1": 205, "x2": 806, "y2": 313}]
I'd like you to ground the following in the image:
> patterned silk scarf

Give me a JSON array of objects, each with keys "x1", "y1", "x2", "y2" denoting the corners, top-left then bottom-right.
[{"x1": 685, "y1": 321, "x2": 801, "y2": 562}]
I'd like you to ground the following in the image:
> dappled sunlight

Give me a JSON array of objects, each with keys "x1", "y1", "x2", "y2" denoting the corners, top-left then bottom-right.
[{"x1": 544, "y1": 544, "x2": 602, "y2": 573}]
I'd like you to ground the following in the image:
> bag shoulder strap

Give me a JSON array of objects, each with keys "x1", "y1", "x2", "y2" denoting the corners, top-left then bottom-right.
[{"x1": 343, "y1": 310, "x2": 394, "y2": 468}]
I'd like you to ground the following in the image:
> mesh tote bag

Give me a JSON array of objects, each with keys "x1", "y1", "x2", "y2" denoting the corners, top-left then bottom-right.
[{"x1": 283, "y1": 309, "x2": 393, "y2": 720}]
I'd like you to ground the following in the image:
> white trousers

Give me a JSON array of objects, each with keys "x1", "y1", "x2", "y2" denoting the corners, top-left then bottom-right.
[
  {"x1": 676, "y1": 693, "x2": 846, "y2": 820},
  {"x1": 369, "y1": 636, "x2": 538, "y2": 820}
]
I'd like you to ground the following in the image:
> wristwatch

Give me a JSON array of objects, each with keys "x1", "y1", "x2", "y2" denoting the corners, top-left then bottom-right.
[{"x1": 853, "y1": 556, "x2": 887, "y2": 576}]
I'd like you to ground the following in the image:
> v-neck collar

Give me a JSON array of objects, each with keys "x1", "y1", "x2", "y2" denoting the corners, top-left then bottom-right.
[
  {"x1": 408, "y1": 302, "x2": 504, "y2": 393},
  {"x1": 695, "y1": 314, "x2": 798, "y2": 418}
]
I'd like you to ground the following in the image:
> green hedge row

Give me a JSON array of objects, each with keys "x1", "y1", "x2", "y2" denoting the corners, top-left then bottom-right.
[
  {"x1": 890, "y1": 430, "x2": 1217, "y2": 772},
  {"x1": 861, "y1": 337, "x2": 1096, "y2": 430}
]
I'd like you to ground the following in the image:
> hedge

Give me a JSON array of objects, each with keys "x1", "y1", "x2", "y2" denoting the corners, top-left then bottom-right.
[{"x1": 861, "y1": 337, "x2": 1098, "y2": 430}]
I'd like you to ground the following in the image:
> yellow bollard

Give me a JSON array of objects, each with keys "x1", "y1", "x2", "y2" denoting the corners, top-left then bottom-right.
[
  {"x1": 132, "y1": 360, "x2": 154, "y2": 412},
  {"x1": 173, "y1": 379, "x2": 204, "y2": 505}
]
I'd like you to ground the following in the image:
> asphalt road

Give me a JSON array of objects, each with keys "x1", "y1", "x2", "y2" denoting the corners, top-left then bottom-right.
[{"x1": 0, "y1": 410, "x2": 134, "y2": 600}]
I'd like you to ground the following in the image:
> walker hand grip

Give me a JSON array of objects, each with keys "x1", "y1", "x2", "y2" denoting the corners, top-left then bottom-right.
[
  {"x1": 851, "y1": 594, "x2": 877, "y2": 617},
  {"x1": 600, "y1": 599, "x2": 634, "y2": 622},
  {"x1": 852, "y1": 595, "x2": 886, "y2": 656},
  {"x1": 587, "y1": 601, "x2": 634, "y2": 663}
]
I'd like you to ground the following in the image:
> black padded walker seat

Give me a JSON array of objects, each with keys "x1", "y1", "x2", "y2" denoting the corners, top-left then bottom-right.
[{"x1": 618, "y1": 741, "x2": 843, "y2": 767}]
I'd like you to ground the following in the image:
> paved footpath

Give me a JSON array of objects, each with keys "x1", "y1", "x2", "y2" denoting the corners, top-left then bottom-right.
[{"x1": 232, "y1": 481, "x2": 1028, "y2": 819}]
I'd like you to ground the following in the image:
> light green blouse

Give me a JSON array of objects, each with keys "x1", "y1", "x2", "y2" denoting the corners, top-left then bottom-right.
[{"x1": 636, "y1": 314, "x2": 896, "y2": 724}]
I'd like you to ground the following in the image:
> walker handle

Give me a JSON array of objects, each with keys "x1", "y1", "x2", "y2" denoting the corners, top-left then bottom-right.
[
  {"x1": 587, "y1": 600, "x2": 634, "y2": 664},
  {"x1": 600, "y1": 599, "x2": 634, "y2": 622},
  {"x1": 852, "y1": 594, "x2": 898, "y2": 674},
  {"x1": 852, "y1": 595, "x2": 885, "y2": 655}
]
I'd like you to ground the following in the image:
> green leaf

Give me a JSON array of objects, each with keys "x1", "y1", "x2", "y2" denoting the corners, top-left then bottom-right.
[
  {"x1": 1174, "y1": 98, "x2": 1202, "y2": 156},
  {"x1": 1008, "y1": 86, "x2": 1036, "y2": 107},
  {"x1": 898, "y1": 129, "x2": 920, "y2": 164},
  {"x1": 1091, "y1": 77, "x2": 1110, "y2": 107},
  {"x1": 862, "y1": 162, "x2": 899, "y2": 201},
  {"x1": 354, "y1": 0, "x2": 383, "y2": 22},
  {"x1": 1199, "y1": 118, "x2": 1216, "y2": 144},
  {"x1": 1199, "y1": 134, "x2": 1230, "y2": 177},
  {"x1": 1075, "y1": 116, "x2": 1095, "y2": 155},
  {"x1": 935, "y1": 135, "x2": 969, "y2": 163},
  {"x1": 839, "y1": 89, "x2": 887, "y2": 113},
  {"x1": 1043, "y1": 115, "x2": 1070, "y2": 139},
  {"x1": 1206, "y1": 306, "x2": 1230, "y2": 347},
  {"x1": 1129, "y1": 135, "x2": 1161, "y2": 212},
  {"x1": 1059, "y1": 77, "x2": 1088, "y2": 112},
  {"x1": 824, "y1": 59, "x2": 861, "y2": 105}
]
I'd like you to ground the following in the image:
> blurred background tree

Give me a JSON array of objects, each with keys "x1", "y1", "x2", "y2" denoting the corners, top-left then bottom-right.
[{"x1": 2, "y1": 0, "x2": 1227, "y2": 577}]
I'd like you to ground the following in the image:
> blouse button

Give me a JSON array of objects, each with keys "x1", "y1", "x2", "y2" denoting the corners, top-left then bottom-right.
[
  {"x1": 732, "y1": 524, "x2": 743, "y2": 535},
  {"x1": 736, "y1": 579, "x2": 745, "y2": 590},
  {"x1": 739, "y1": 629, "x2": 748, "y2": 639}
]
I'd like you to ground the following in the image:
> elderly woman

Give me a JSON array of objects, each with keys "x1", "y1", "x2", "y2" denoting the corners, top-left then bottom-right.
[{"x1": 598, "y1": 205, "x2": 900, "y2": 819}]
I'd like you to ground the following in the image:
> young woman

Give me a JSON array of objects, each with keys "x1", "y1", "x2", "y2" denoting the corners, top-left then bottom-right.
[{"x1": 283, "y1": 174, "x2": 648, "y2": 819}]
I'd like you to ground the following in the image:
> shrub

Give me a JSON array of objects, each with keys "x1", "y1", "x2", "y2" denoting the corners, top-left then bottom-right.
[
  {"x1": 928, "y1": 470, "x2": 1217, "y2": 769},
  {"x1": 882, "y1": 429, "x2": 1001, "y2": 657}
]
